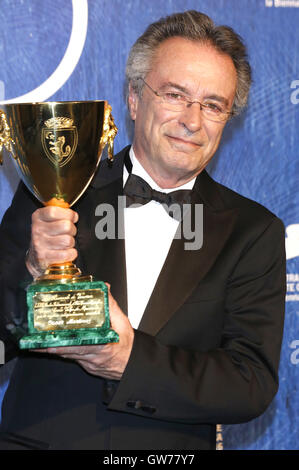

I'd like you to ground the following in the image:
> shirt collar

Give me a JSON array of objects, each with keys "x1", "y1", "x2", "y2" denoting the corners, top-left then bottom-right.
[{"x1": 123, "y1": 147, "x2": 196, "y2": 193}]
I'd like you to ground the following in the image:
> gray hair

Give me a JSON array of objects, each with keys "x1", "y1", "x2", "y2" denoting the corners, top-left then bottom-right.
[{"x1": 126, "y1": 10, "x2": 252, "y2": 115}]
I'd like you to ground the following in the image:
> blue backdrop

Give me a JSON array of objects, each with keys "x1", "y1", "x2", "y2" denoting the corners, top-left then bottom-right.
[{"x1": 0, "y1": 0, "x2": 298, "y2": 450}]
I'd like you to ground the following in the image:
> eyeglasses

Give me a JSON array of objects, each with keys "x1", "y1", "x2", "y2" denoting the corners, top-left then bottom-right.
[{"x1": 140, "y1": 79, "x2": 234, "y2": 123}]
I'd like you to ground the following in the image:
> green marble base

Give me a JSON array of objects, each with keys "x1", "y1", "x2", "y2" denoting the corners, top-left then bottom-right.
[
  {"x1": 19, "y1": 328, "x2": 119, "y2": 349},
  {"x1": 19, "y1": 278, "x2": 119, "y2": 350}
]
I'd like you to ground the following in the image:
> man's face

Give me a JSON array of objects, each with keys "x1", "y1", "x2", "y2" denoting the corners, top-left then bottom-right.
[{"x1": 128, "y1": 37, "x2": 237, "y2": 187}]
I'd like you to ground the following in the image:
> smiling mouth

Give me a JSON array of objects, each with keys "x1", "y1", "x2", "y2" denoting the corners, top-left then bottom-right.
[{"x1": 166, "y1": 135, "x2": 203, "y2": 147}]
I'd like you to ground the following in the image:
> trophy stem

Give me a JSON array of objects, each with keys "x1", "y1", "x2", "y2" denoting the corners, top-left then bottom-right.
[
  {"x1": 44, "y1": 197, "x2": 70, "y2": 208},
  {"x1": 36, "y1": 197, "x2": 89, "y2": 283}
]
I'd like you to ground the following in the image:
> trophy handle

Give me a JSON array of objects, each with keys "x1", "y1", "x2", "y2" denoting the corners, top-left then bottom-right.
[
  {"x1": 100, "y1": 103, "x2": 118, "y2": 163},
  {"x1": 0, "y1": 109, "x2": 16, "y2": 164}
]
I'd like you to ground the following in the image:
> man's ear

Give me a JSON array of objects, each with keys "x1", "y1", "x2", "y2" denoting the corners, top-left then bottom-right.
[{"x1": 128, "y1": 83, "x2": 139, "y2": 121}]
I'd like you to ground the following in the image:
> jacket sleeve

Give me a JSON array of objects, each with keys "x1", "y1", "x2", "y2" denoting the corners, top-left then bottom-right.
[
  {"x1": 107, "y1": 216, "x2": 286, "y2": 425},
  {"x1": 0, "y1": 182, "x2": 40, "y2": 362}
]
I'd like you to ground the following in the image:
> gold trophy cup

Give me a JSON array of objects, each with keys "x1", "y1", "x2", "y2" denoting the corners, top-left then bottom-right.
[{"x1": 0, "y1": 101, "x2": 119, "y2": 348}]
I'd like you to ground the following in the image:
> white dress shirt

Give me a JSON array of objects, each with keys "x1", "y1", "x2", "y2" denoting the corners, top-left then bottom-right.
[{"x1": 123, "y1": 148, "x2": 195, "y2": 329}]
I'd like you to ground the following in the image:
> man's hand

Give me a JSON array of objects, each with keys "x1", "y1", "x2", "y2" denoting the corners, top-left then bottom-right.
[
  {"x1": 26, "y1": 206, "x2": 79, "y2": 278},
  {"x1": 32, "y1": 284, "x2": 135, "y2": 380},
  {"x1": 26, "y1": 207, "x2": 135, "y2": 379}
]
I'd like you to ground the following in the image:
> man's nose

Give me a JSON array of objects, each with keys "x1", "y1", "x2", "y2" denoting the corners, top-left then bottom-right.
[{"x1": 178, "y1": 102, "x2": 203, "y2": 133}]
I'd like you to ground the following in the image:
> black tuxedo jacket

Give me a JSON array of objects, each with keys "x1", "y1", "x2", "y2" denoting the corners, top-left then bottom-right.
[{"x1": 0, "y1": 146, "x2": 286, "y2": 450}]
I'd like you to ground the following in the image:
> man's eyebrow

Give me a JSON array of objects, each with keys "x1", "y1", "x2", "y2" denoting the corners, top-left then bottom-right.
[
  {"x1": 159, "y1": 82, "x2": 229, "y2": 106},
  {"x1": 159, "y1": 82, "x2": 189, "y2": 93},
  {"x1": 205, "y1": 94, "x2": 229, "y2": 106}
]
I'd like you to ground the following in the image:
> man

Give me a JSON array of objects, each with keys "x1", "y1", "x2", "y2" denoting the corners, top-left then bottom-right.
[{"x1": 0, "y1": 11, "x2": 285, "y2": 450}]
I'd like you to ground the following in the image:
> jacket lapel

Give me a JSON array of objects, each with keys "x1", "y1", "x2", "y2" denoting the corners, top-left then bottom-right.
[{"x1": 138, "y1": 170, "x2": 239, "y2": 336}]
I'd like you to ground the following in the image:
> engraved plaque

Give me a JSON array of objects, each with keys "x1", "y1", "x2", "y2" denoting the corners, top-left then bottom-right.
[{"x1": 33, "y1": 289, "x2": 105, "y2": 331}]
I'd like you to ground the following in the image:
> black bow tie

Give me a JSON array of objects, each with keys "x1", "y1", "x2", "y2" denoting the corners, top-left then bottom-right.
[{"x1": 123, "y1": 173, "x2": 192, "y2": 221}]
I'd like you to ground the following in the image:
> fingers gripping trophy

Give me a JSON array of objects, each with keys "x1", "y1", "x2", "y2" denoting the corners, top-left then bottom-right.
[{"x1": 0, "y1": 101, "x2": 119, "y2": 349}]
